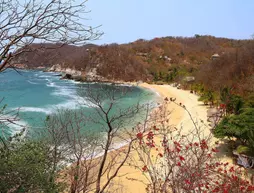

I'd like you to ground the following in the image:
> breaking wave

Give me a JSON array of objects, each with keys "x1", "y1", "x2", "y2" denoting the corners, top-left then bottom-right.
[{"x1": 19, "y1": 107, "x2": 52, "y2": 114}]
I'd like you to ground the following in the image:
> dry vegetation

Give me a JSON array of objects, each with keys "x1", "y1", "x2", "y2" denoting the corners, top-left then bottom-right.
[{"x1": 14, "y1": 35, "x2": 254, "y2": 95}]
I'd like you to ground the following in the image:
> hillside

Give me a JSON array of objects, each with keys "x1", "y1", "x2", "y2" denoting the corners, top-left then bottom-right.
[
  {"x1": 14, "y1": 43, "x2": 97, "y2": 68},
  {"x1": 14, "y1": 35, "x2": 254, "y2": 95}
]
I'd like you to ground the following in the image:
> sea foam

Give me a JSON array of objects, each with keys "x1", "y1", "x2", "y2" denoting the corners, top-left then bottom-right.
[{"x1": 19, "y1": 107, "x2": 52, "y2": 114}]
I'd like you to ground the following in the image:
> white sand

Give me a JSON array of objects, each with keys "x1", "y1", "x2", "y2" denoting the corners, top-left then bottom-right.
[{"x1": 109, "y1": 83, "x2": 214, "y2": 193}]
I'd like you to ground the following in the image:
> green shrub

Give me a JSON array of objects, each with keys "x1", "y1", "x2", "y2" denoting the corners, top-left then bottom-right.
[{"x1": 214, "y1": 108, "x2": 254, "y2": 146}]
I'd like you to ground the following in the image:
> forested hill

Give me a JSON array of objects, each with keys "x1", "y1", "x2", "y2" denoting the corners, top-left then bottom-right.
[{"x1": 14, "y1": 35, "x2": 254, "y2": 95}]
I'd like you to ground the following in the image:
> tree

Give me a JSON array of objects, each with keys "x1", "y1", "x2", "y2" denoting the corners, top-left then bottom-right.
[
  {"x1": 198, "y1": 90, "x2": 216, "y2": 106},
  {"x1": 0, "y1": 0, "x2": 102, "y2": 72},
  {"x1": 132, "y1": 98, "x2": 254, "y2": 193},
  {"x1": 214, "y1": 108, "x2": 254, "y2": 145},
  {"x1": 42, "y1": 85, "x2": 150, "y2": 193},
  {"x1": 195, "y1": 34, "x2": 201, "y2": 38},
  {"x1": 0, "y1": 2, "x2": 101, "y2": 187},
  {"x1": 80, "y1": 85, "x2": 148, "y2": 193},
  {"x1": 220, "y1": 87, "x2": 244, "y2": 115},
  {"x1": 43, "y1": 109, "x2": 100, "y2": 193},
  {"x1": 0, "y1": 134, "x2": 63, "y2": 192},
  {"x1": 0, "y1": 102, "x2": 22, "y2": 139},
  {"x1": 0, "y1": 84, "x2": 148, "y2": 193}
]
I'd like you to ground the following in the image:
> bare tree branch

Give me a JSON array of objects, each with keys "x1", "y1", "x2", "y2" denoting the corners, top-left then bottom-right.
[{"x1": 0, "y1": 0, "x2": 102, "y2": 71}]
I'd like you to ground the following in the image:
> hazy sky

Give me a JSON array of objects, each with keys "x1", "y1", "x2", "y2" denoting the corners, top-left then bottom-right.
[{"x1": 86, "y1": 0, "x2": 254, "y2": 44}]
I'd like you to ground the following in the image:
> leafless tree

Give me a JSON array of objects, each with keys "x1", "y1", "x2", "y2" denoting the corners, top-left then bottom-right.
[
  {"x1": 43, "y1": 109, "x2": 100, "y2": 192},
  {"x1": 0, "y1": 0, "x2": 102, "y2": 71},
  {"x1": 83, "y1": 85, "x2": 149, "y2": 193},
  {"x1": 0, "y1": 98, "x2": 26, "y2": 149},
  {"x1": 43, "y1": 85, "x2": 152, "y2": 193},
  {"x1": 0, "y1": 103, "x2": 20, "y2": 133}
]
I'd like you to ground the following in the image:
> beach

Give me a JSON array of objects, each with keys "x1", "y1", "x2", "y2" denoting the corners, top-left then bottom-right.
[{"x1": 101, "y1": 83, "x2": 213, "y2": 193}]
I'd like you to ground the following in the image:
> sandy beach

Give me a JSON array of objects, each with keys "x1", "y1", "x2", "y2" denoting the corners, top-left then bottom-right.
[
  {"x1": 102, "y1": 83, "x2": 214, "y2": 193},
  {"x1": 63, "y1": 83, "x2": 234, "y2": 193}
]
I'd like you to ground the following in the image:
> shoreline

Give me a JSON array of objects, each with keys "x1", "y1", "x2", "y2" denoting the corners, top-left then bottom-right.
[
  {"x1": 41, "y1": 67, "x2": 214, "y2": 192},
  {"x1": 96, "y1": 83, "x2": 214, "y2": 193},
  {"x1": 10, "y1": 69, "x2": 218, "y2": 192}
]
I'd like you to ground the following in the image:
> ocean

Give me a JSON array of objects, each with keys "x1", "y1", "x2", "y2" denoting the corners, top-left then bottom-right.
[{"x1": 0, "y1": 69, "x2": 158, "y2": 138}]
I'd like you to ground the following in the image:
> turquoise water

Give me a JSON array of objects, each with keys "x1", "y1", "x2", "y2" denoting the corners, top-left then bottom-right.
[{"x1": 0, "y1": 69, "x2": 157, "y2": 138}]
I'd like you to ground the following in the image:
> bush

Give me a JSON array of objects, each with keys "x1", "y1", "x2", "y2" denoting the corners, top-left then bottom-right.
[
  {"x1": 0, "y1": 138, "x2": 62, "y2": 192},
  {"x1": 198, "y1": 90, "x2": 217, "y2": 105},
  {"x1": 214, "y1": 108, "x2": 254, "y2": 149}
]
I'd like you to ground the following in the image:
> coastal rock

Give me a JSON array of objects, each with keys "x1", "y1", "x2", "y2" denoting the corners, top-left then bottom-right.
[
  {"x1": 72, "y1": 75, "x2": 84, "y2": 81},
  {"x1": 47, "y1": 64, "x2": 82, "y2": 77},
  {"x1": 85, "y1": 67, "x2": 108, "y2": 82},
  {"x1": 65, "y1": 68, "x2": 82, "y2": 76},
  {"x1": 36, "y1": 66, "x2": 46, "y2": 69},
  {"x1": 46, "y1": 63, "x2": 110, "y2": 82},
  {"x1": 61, "y1": 73, "x2": 73, "y2": 80},
  {"x1": 48, "y1": 64, "x2": 62, "y2": 72},
  {"x1": 9, "y1": 63, "x2": 28, "y2": 69}
]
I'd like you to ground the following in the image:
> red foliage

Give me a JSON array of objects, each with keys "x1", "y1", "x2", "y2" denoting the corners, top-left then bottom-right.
[
  {"x1": 142, "y1": 165, "x2": 148, "y2": 172},
  {"x1": 147, "y1": 131, "x2": 154, "y2": 140},
  {"x1": 136, "y1": 132, "x2": 143, "y2": 140},
  {"x1": 200, "y1": 139, "x2": 208, "y2": 149},
  {"x1": 220, "y1": 104, "x2": 226, "y2": 109},
  {"x1": 153, "y1": 125, "x2": 159, "y2": 131},
  {"x1": 179, "y1": 156, "x2": 185, "y2": 161},
  {"x1": 135, "y1": 126, "x2": 254, "y2": 193},
  {"x1": 212, "y1": 148, "x2": 219, "y2": 153}
]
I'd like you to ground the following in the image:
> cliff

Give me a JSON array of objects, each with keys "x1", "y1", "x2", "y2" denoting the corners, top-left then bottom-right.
[{"x1": 47, "y1": 64, "x2": 109, "y2": 82}]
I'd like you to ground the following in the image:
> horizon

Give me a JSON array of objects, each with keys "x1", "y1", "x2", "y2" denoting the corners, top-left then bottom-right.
[
  {"x1": 88, "y1": 34, "x2": 253, "y2": 46},
  {"x1": 86, "y1": 0, "x2": 254, "y2": 45}
]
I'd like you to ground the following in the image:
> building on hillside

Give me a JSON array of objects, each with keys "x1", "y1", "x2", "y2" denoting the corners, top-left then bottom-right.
[
  {"x1": 159, "y1": 55, "x2": 172, "y2": 62},
  {"x1": 211, "y1": 53, "x2": 220, "y2": 60},
  {"x1": 136, "y1": 52, "x2": 148, "y2": 57},
  {"x1": 183, "y1": 76, "x2": 195, "y2": 82}
]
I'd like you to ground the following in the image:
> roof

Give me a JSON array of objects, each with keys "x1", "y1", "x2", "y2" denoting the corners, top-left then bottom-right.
[{"x1": 212, "y1": 53, "x2": 220, "y2": 58}]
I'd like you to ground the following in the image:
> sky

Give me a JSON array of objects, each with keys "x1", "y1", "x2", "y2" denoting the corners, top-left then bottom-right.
[{"x1": 85, "y1": 0, "x2": 254, "y2": 45}]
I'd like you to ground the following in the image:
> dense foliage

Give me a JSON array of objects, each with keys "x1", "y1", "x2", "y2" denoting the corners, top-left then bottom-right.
[
  {"x1": 0, "y1": 135, "x2": 63, "y2": 192},
  {"x1": 214, "y1": 108, "x2": 254, "y2": 147}
]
